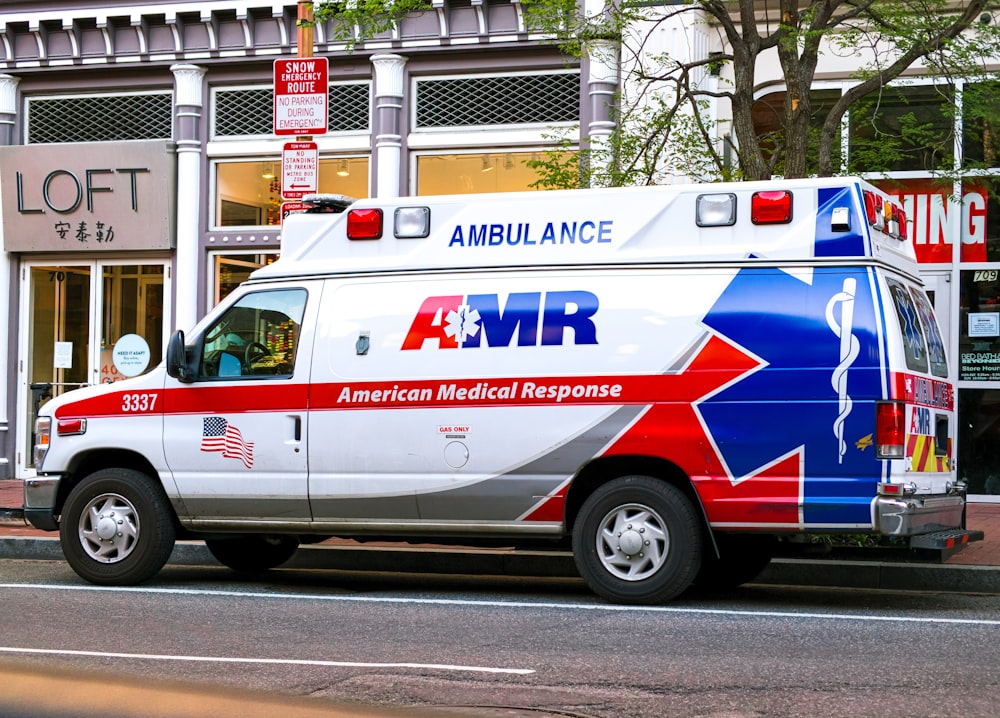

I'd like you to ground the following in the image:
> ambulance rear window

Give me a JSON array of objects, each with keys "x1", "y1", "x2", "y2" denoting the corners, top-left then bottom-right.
[
  {"x1": 886, "y1": 278, "x2": 947, "y2": 378},
  {"x1": 910, "y1": 287, "x2": 948, "y2": 378}
]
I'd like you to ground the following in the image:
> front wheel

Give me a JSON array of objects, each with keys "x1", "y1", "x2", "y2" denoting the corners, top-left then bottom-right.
[
  {"x1": 572, "y1": 476, "x2": 702, "y2": 604},
  {"x1": 205, "y1": 535, "x2": 300, "y2": 573},
  {"x1": 60, "y1": 468, "x2": 176, "y2": 585}
]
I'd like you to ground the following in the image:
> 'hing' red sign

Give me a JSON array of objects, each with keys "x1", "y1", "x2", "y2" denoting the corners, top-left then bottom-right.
[{"x1": 878, "y1": 179, "x2": 988, "y2": 264}]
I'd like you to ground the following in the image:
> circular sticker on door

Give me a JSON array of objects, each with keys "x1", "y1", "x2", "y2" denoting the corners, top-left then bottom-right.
[{"x1": 112, "y1": 334, "x2": 151, "y2": 377}]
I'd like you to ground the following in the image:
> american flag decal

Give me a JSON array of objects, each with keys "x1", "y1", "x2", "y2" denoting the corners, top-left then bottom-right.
[{"x1": 201, "y1": 417, "x2": 254, "y2": 469}]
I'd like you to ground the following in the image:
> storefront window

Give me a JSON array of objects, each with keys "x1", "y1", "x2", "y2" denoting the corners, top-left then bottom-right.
[
  {"x1": 751, "y1": 89, "x2": 843, "y2": 175},
  {"x1": 962, "y1": 80, "x2": 1000, "y2": 170},
  {"x1": 959, "y1": 269, "x2": 1000, "y2": 381},
  {"x1": 966, "y1": 181, "x2": 1000, "y2": 262},
  {"x1": 958, "y1": 388, "x2": 1000, "y2": 496},
  {"x1": 215, "y1": 157, "x2": 369, "y2": 227},
  {"x1": 415, "y1": 152, "x2": 564, "y2": 195},
  {"x1": 213, "y1": 253, "x2": 278, "y2": 305},
  {"x1": 849, "y1": 84, "x2": 954, "y2": 173}
]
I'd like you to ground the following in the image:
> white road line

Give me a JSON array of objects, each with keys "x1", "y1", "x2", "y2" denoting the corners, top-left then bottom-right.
[
  {"x1": 0, "y1": 646, "x2": 534, "y2": 675},
  {"x1": 3, "y1": 582, "x2": 1000, "y2": 626}
]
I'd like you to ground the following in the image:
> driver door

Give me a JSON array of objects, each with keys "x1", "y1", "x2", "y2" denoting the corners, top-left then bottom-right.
[{"x1": 162, "y1": 284, "x2": 317, "y2": 523}]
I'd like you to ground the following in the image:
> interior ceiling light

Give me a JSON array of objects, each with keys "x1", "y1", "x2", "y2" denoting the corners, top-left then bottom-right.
[
  {"x1": 336, "y1": 159, "x2": 350, "y2": 177},
  {"x1": 481, "y1": 155, "x2": 494, "y2": 173}
]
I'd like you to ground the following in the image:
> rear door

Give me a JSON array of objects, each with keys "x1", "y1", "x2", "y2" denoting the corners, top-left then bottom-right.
[{"x1": 883, "y1": 276, "x2": 954, "y2": 494}]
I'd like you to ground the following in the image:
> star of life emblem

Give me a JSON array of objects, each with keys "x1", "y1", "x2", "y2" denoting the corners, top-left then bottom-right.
[{"x1": 444, "y1": 304, "x2": 481, "y2": 345}]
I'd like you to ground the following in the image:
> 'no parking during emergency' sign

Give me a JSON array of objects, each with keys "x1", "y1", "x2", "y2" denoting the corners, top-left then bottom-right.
[{"x1": 273, "y1": 57, "x2": 329, "y2": 136}]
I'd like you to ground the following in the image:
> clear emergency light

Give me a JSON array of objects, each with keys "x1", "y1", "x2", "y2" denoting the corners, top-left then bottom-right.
[
  {"x1": 695, "y1": 193, "x2": 737, "y2": 227},
  {"x1": 395, "y1": 207, "x2": 431, "y2": 238}
]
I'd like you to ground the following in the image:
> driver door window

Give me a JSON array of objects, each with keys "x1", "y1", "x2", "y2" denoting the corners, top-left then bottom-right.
[{"x1": 200, "y1": 289, "x2": 307, "y2": 379}]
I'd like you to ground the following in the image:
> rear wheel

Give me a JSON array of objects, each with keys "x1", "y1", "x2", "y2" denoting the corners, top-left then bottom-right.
[
  {"x1": 205, "y1": 535, "x2": 300, "y2": 573},
  {"x1": 60, "y1": 468, "x2": 176, "y2": 586},
  {"x1": 572, "y1": 476, "x2": 702, "y2": 604}
]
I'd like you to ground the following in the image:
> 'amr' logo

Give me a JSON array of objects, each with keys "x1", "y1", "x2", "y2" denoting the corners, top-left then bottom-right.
[{"x1": 402, "y1": 291, "x2": 599, "y2": 350}]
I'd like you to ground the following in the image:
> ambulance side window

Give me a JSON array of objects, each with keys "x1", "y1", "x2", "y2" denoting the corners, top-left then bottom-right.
[
  {"x1": 199, "y1": 288, "x2": 306, "y2": 379},
  {"x1": 910, "y1": 288, "x2": 948, "y2": 378},
  {"x1": 887, "y1": 278, "x2": 929, "y2": 374}
]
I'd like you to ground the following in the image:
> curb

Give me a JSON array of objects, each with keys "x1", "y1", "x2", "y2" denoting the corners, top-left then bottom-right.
[{"x1": 3, "y1": 535, "x2": 999, "y2": 595}]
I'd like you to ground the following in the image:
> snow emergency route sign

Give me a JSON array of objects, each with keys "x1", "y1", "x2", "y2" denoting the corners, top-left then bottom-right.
[
  {"x1": 273, "y1": 57, "x2": 328, "y2": 136},
  {"x1": 281, "y1": 141, "x2": 318, "y2": 199}
]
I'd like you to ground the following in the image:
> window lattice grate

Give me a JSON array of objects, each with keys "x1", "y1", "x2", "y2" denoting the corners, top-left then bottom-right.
[
  {"x1": 213, "y1": 83, "x2": 370, "y2": 137},
  {"x1": 415, "y1": 73, "x2": 579, "y2": 128},
  {"x1": 27, "y1": 94, "x2": 172, "y2": 143}
]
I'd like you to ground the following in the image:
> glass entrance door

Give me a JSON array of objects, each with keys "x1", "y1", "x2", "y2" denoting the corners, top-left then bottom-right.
[{"x1": 17, "y1": 259, "x2": 170, "y2": 475}]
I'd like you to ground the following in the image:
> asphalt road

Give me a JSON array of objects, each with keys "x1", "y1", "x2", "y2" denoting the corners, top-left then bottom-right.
[{"x1": 2, "y1": 559, "x2": 999, "y2": 718}]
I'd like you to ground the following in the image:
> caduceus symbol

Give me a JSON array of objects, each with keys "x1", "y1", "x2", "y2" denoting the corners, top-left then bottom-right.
[{"x1": 826, "y1": 278, "x2": 860, "y2": 464}]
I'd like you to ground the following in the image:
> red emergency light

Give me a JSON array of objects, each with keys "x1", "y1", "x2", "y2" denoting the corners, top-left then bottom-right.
[
  {"x1": 347, "y1": 208, "x2": 383, "y2": 240},
  {"x1": 750, "y1": 191, "x2": 793, "y2": 224},
  {"x1": 875, "y1": 401, "x2": 905, "y2": 459}
]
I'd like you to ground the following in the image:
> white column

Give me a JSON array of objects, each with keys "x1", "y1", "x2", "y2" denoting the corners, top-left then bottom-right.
[
  {"x1": 371, "y1": 54, "x2": 407, "y2": 198},
  {"x1": 171, "y1": 64, "x2": 206, "y2": 333},
  {"x1": 0, "y1": 74, "x2": 20, "y2": 462},
  {"x1": 586, "y1": 39, "x2": 619, "y2": 186}
]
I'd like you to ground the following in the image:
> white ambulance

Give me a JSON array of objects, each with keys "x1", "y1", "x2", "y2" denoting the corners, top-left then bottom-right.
[{"x1": 27, "y1": 177, "x2": 979, "y2": 604}]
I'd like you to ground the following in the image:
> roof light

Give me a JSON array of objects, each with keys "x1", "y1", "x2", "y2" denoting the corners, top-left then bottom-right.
[
  {"x1": 863, "y1": 190, "x2": 885, "y2": 231},
  {"x1": 346, "y1": 208, "x2": 383, "y2": 240},
  {"x1": 831, "y1": 206, "x2": 851, "y2": 232},
  {"x1": 395, "y1": 207, "x2": 431, "y2": 238},
  {"x1": 751, "y1": 190, "x2": 792, "y2": 224},
  {"x1": 896, "y1": 206, "x2": 909, "y2": 240},
  {"x1": 696, "y1": 193, "x2": 737, "y2": 227}
]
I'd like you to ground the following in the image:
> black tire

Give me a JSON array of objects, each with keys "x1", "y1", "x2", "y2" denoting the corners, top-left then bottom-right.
[
  {"x1": 205, "y1": 535, "x2": 300, "y2": 573},
  {"x1": 693, "y1": 534, "x2": 777, "y2": 592},
  {"x1": 59, "y1": 468, "x2": 176, "y2": 586},
  {"x1": 572, "y1": 476, "x2": 702, "y2": 604}
]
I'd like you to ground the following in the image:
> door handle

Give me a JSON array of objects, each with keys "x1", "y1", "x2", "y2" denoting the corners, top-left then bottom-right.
[{"x1": 291, "y1": 415, "x2": 301, "y2": 442}]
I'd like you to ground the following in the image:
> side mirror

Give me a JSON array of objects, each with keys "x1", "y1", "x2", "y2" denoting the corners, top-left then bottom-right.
[{"x1": 165, "y1": 330, "x2": 195, "y2": 383}]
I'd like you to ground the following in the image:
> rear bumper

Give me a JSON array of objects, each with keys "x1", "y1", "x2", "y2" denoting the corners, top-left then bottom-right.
[{"x1": 874, "y1": 494, "x2": 964, "y2": 536}]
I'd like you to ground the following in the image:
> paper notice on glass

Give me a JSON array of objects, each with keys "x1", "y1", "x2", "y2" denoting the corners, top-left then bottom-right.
[
  {"x1": 54, "y1": 341, "x2": 73, "y2": 368},
  {"x1": 969, "y1": 313, "x2": 1000, "y2": 338}
]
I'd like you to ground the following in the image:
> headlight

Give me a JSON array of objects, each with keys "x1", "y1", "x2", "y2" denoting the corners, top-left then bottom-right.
[{"x1": 33, "y1": 416, "x2": 51, "y2": 468}]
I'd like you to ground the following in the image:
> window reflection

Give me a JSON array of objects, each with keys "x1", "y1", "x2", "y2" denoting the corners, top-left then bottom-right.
[
  {"x1": 213, "y1": 253, "x2": 278, "y2": 305},
  {"x1": 215, "y1": 158, "x2": 369, "y2": 227},
  {"x1": 415, "y1": 152, "x2": 565, "y2": 195}
]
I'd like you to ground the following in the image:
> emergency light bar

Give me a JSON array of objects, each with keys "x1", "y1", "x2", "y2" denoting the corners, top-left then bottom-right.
[
  {"x1": 348, "y1": 206, "x2": 432, "y2": 240},
  {"x1": 862, "y1": 190, "x2": 908, "y2": 241}
]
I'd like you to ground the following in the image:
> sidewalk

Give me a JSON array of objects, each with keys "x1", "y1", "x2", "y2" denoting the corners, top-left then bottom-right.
[{"x1": 3, "y1": 479, "x2": 999, "y2": 594}]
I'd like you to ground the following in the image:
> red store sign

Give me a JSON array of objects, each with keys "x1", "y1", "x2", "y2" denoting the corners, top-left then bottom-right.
[{"x1": 878, "y1": 179, "x2": 988, "y2": 264}]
